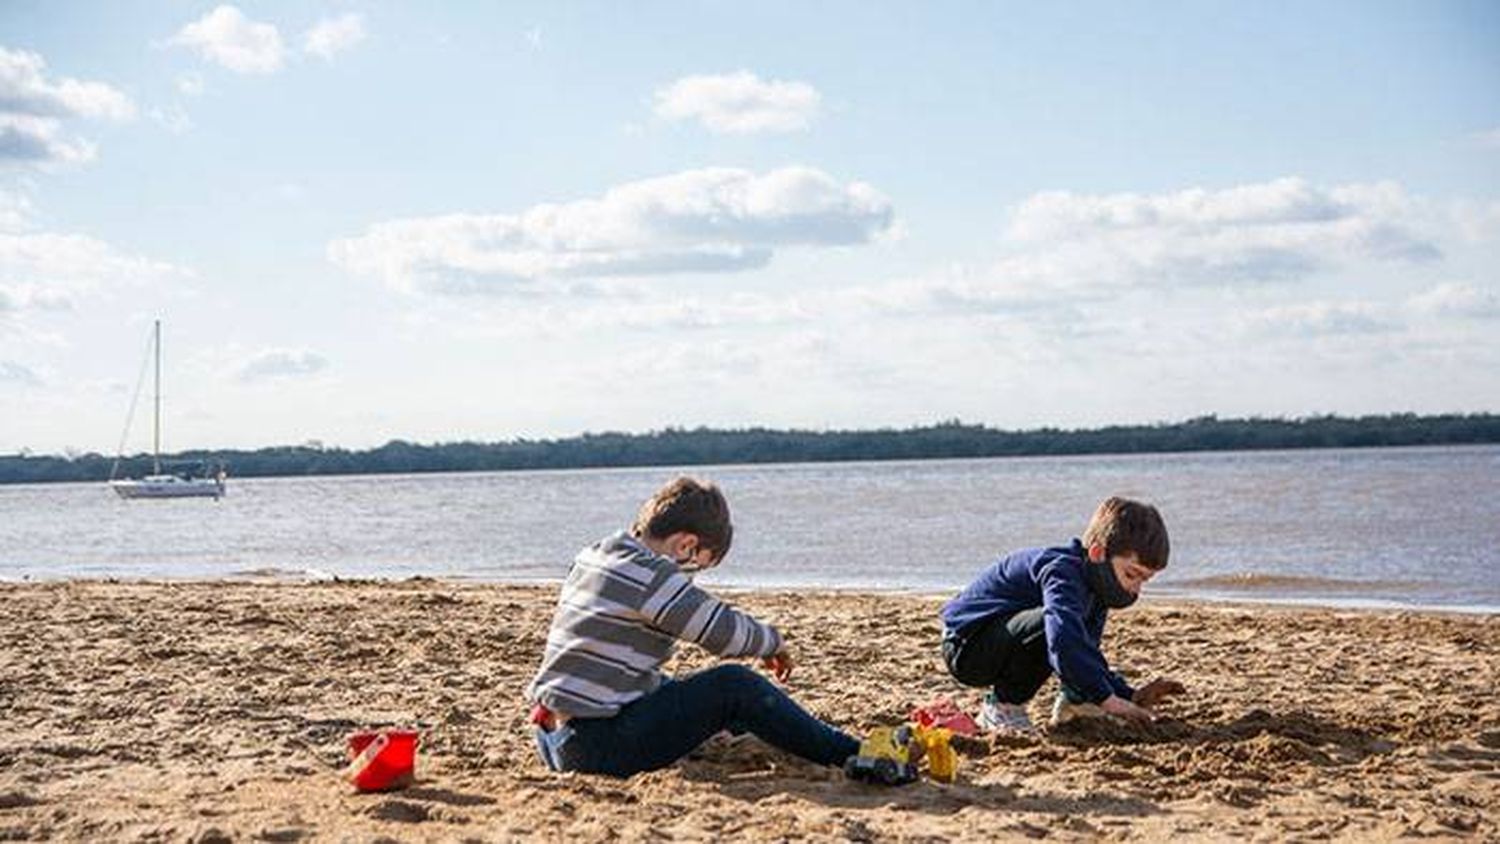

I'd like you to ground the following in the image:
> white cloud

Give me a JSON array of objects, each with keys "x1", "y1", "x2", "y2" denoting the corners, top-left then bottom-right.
[
  {"x1": 993, "y1": 178, "x2": 1441, "y2": 291},
  {"x1": 523, "y1": 27, "x2": 543, "y2": 50},
  {"x1": 169, "y1": 5, "x2": 285, "y2": 74},
  {"x1": 654, "y1": 71, "x2": 820, "y2": 134},
  {"x1": 149, "y1": 105, "x2": 193, "y2": 135},
  {"x1": 302, "y1": 14, "x2": 366, "y2": 61},
  {"x1": 0, "y1": 47, "x2": 134, "y2": 168},
  {"x1": 1237, "y1": 301, "x2": 1397, "y2": 338},
  {"x1": 0, "y1": 187, "x2": 34, "y2": 230},
  {"x1": 329, "y1": 166, "x2": 894, "y2": 293},
  {"x1": 832, "y1": 275, "x2": 1066, "y2": 318},
  {"x1": 1471, "y1": 127, "x2": 1500, "y2": 149},
  {"x1": 1408, "y1": 282, "x2": 1500, "y2": 319},
  {"x1": 176, "y1": 72, "x2": 205, "y2": 97},
  {"x1": 0, "y1": 194, "x2": 191, "y2": 320},
  {"x1": 0, "y1": 114, "x2": 95, "y2": 165},
  {"x1": 234, "y1": 349, "x2": 328, "y2": 383},
  {"x1": 0, "y1": 231, "x2": 186, "y2": 290},
  {"x1": 1451, "y1": 199, "x2": 1500, "y2": 244},
  {"x1": 0, "y1": 360, "x2": 41, "y2": 386},
  {"x1": 0, "y1": 47, "x2": 134, "y2": 119},
  {"x1": 532, "y1": 292, "x2": 815, "y2": 333}
]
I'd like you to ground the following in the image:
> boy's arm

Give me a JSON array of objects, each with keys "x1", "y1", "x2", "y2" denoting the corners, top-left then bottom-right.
[
  {"x1": 639, "y1": 572, "x2": 783, "y2": 659},
  {"x1": 1087, "y1": 612, "x2": 1137, "y2": 701},
  {"x1": 1038, "y1": 560, "x2": 1123, "y2": 704}
]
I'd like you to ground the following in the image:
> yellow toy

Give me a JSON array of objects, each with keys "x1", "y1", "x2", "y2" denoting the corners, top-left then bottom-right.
[
  {"x1": 912, "y1": 723, "x2": 958, "y2": 783},
  {"x1": 843, "y1": 724, "x2": 959, "y2": 785},
  {"x1": 843, "y1": 725, "x2": 919, "y2": 785}
]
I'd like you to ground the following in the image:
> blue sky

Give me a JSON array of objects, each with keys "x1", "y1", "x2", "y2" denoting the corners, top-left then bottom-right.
[{"x1": 2, "y1": 1, "x2": 1497, "y2": 454}]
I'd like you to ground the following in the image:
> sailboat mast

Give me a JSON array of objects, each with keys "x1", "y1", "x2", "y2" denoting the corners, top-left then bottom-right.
[{"x1": 153, "y1": 319, "x2": 161, "y2": 476}]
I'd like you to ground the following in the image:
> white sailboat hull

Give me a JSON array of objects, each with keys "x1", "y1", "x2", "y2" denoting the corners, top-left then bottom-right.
[{"x1": 110, "y1": 475, "x2": 225, "y2": 500}]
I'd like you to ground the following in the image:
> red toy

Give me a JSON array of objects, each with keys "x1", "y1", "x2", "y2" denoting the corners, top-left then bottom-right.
[
  {"x1": 909, "y1": 697, "x2": 980, "y2": 738},
  {"x1": 345, "y1": 729, "x2": 419, "y2": 792}
]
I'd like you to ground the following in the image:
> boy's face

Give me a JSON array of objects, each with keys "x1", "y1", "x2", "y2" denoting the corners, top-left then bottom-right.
[{"x1": 1110, "y1": 552, "x2": 1158, "y2": 596}]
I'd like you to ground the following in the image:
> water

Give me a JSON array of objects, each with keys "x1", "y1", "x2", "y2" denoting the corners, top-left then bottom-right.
[{"x1": 1, "y1": 445, "x2": 1497, "y2": 611}]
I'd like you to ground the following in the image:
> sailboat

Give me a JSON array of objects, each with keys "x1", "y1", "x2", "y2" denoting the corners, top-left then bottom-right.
[{"x1": 108, "y1": 320, "x2": 227, "y2": 500}]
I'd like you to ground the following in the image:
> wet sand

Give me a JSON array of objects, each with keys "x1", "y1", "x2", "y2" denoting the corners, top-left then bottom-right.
[{"x1": 1, "y1": 581, "x2": 1496, "y2": 841}]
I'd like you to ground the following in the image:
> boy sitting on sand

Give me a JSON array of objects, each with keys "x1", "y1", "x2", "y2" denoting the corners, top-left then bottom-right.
[
  {"x1": 527, "y1": 476, "x2": 903, "y2": 778},
  {"x1": 940, "y1": 496, "x2": 1185, "y2": 732}
]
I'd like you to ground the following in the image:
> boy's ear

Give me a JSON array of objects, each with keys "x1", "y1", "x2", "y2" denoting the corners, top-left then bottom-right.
[
  {"x1": 666, "y1": 532, "x2": 699, "y2": 559},
  {"x1": 1086, "y1": 542, "x2": 1106, "y2": 563}
]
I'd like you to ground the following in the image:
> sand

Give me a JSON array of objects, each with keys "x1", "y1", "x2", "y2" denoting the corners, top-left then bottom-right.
[{"x1": 0, "y1": 580, "x2": 1496, "y2": 842}]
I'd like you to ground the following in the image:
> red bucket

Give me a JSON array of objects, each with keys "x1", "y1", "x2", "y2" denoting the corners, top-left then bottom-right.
[{"x1": 345, "y1": 729, "x2": 419, "y2": 792}]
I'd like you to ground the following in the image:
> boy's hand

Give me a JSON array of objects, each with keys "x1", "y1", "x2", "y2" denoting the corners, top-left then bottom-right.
[
  {"x1": 761, "y1": 648, "x2": 794, "y2": 684},
  {"x1": 1100, "y1": 694, "x2": 1157, "y2": 722},
  {"x1": 1133, "y1": 678, "x2": 1186, "y2": 709}
]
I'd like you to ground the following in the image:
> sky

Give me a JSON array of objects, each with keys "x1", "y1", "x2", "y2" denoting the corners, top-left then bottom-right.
[{"x1": 1, "y1": 1, "x2": 1497, "y2": 455}]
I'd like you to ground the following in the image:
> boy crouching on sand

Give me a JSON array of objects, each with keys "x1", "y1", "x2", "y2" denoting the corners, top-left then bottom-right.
[
  {"x1": 940, "y1": 496, "x2": 1185, "y2": 733},
  {"x1": 527, "y1": 476, "x2": 890, "y2": 778}
]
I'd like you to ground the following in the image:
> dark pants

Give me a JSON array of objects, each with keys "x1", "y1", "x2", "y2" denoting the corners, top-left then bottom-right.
[
  {"x1": 533, "y1": 664, "x2": 860, "y2": 777},
  {"x1": 942, "y1": 608, "x2": 1086, "y2": 705}
]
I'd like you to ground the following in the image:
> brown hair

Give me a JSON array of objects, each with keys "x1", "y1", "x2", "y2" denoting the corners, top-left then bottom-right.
[
  {"x1": 631, "y1": 476, "x2": 734, "y2": 562},
  {"x1": 1082, "y1": 496, "x2": 1170, "y2": 570}
]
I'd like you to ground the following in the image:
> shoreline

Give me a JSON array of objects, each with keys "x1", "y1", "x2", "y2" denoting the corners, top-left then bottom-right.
[
  {"x1": 6, "y1": 431, "x2": 1499, "y2": 488},
  {"x1": 4, "y1": 573, "x2": 1497, "y2": 616},
  {"x1": 2, "y1": 581, "x2": 1497, "y2": 839}
]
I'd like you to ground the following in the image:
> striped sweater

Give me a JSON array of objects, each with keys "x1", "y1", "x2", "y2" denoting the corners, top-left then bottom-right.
[{"x1": 526, "y1": 531, "x2": 784, "y2": 719}]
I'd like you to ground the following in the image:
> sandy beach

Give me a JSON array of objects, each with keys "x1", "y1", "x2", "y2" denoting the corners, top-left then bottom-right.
[{"x1": 1, "y1": 581, "x2": 1496, "y2": 841}]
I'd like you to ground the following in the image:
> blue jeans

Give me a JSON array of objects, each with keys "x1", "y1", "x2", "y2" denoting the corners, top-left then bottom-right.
[{"x1": 533, "y1": 664, "x2": 860, "y2": 777}]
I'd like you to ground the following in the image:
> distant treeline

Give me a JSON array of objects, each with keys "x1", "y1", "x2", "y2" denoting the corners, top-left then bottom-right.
[{"x1": 4, "y1": 413, "x2": 1498, "y2": 485}]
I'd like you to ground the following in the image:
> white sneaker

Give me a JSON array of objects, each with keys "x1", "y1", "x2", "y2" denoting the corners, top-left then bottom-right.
[
  {"x1": 1050, "y1": 693, "x2": 1108, "y2": 726},
  {"x1": 978, "y1": 693, "x2": 1034, "y2": 733}
]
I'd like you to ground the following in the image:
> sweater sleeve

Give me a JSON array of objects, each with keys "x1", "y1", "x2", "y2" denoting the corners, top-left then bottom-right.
[
  {"x1": 1086, "y1": 607, "x2": 1136, "y2": 701},
  {"x1": 638, "y1": 571, "x2": 783, "y2": 659},
  {"x1": 1038, "y1": 558, "x2": 1122, "y2": 704}
]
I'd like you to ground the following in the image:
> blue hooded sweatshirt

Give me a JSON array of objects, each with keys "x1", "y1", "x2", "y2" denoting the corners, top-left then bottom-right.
[{"x1": 939, "y1": 539, "x2": 1133, "y2": 704}]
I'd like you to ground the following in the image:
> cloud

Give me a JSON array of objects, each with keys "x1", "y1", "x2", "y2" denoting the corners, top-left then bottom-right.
[
  {"x1": 1408, "y1": 282, "x2": 1500, "y2": 319},
  {"x1": 0, "y1": 360, "x2": 41, "y2": 386},
  {"x1": 0, "y1": 114, "x2": 95, "y2": 165},
  {"x1": 1237, "y1": 301, "x2": 1397, "y2": 338},
  {"x1": 302, "y1": 14, "x2": 366, "y2": 61},
  {"x1": 149, "y1": 105, "x2": 193, "y2": 134},
  {"x1": 654, "y1": 71, "x2": 820, "y2": 134},
  {"x1": 0, "y1": 47, "x2": 135, "y2": 168},
  {"x1": 995, "y1": 178, "x2": 1441, "y2": 291},
  {"x1": 0, "y1": 231, "x2": 186, "y2": 290},
  {"x1": 1471, "y1": 127, "x2": 1500, "y2": 149},
  {"x1": 169, "y1": 5, "x2": 285, "y2": 74},
  {"x1": 531, "y1": 292, "x2": 815, "y2": 333},
  {"x1": 234, "y1": 349, "x2": 328, "y2": 383},
  {"x1": 0, "y1": 187, "x2": 34, "y2": 230},
  {"x1": 0, "y1": 47, "x2": 134, "y2": 119},
  {"x1": 0, "y1": 192, "x2": 191, "y2": 317},
  {"x1": 329, "y1": 166, "x2": 893, "y2": 293},
  {"x1": 176, "y1": 72, "x2": 205, "y2": 97}
]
